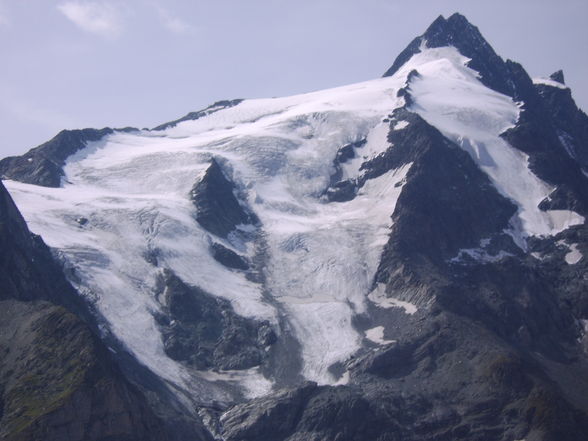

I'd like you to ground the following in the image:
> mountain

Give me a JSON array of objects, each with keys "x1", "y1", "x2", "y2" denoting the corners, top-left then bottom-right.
[{"x1": 2, "y1": 12, "x2": 588, "y2": 440}]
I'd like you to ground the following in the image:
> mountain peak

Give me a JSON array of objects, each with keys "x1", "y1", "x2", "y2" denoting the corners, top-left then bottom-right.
[
  {"x1": 550, "y1": 69, "x2": 565, "y2": 84},
  {"x1": 383, "y1": 13, "x2": 495, "y2": 78},
  {"x1": 423, "y1": 13, "x2": 484, "y2": 45},
  {"x1": 383, "y1": 13, "x2": 516, "y2": 97}
]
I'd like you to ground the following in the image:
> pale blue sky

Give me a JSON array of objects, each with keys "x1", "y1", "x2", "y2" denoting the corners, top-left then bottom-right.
[{"x1": 1, "y1": 0, "x2": 586, "y2": 157}]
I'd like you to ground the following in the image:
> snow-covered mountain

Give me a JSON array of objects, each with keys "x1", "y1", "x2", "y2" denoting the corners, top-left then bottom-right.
[{"x1": 2, "y1": 13, "x2": 588, "y2": 441}]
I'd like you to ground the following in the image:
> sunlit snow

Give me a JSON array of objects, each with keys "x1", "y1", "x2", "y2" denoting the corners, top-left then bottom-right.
[
  {"x1": 557, "y1": 240, "x2": 583, "y2": 265},
  {"x1": 4, "y1": 42, "x2": 584, "y2": 402},
  {"x1": 368, "y1": 283, "x2": 418, "y2": 314},
  {"x1": 365, "y1": 326, "x2": 396, "y2": 345},
  {"x1": 5, "y1": 73, "x2": 411, "y2": 396}
]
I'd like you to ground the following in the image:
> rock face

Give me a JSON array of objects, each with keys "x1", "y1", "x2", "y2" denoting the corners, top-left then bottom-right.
[
  {"x1": 2, "y1": 12, "x2": 588, "y2": 441},
  {"x1": 190, "y1": 159, "x2": 257, "y2": 238},
  {"x1": 157, "y1": 270, "x2": 275, "y2": 371},
  {"x1": 0, "y1": 301, "x2": 167, "y2": 441}
]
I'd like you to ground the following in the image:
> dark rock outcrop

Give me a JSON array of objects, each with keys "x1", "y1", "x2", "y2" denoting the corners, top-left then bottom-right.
[
  {"x1": 325, "y1": 179, "x2": 357, "y2": 202},
  {"x1": 157, "y1": 270, "x2": 275, "y2": 371},
  {"x1": 533, "y1": 74, "x2": 588, "y2": 172},
  {"x1": 0, "y1": 301, "x2": 168, "y2": 441},
  {"x1": 210, "y1": 243, "x2": 249, "y2": 270},
  {"x1": 550, "y1": 70, "x2": 565, "y2": 84},
  {"x1": 324, "y1": 139, "x2": 366, "y2": 202},
  {"x1": 190, "y1": 159, "x2": 257, "y2": 238},
  {"x1": 363, "y1": 108, "x2": 517, "y2": 268}
]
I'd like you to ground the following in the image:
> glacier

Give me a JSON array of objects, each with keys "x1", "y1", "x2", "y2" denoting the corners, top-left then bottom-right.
[{"x1": 4, "y1": 39, "x2": 584, "y2": 405}]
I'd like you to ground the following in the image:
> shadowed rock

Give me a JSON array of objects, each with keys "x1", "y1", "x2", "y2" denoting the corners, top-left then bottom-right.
[{"x1": 190, "y1": 159, "x2": 257, "y2": 238}]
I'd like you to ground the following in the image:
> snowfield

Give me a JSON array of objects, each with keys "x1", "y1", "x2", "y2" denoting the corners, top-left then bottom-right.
[
  {"x1": 4, "y1": 41, "x2": 584, "y2": 402},
  {"x1": 5, "y1": 73, "x2": 410, "y2": 397},
  {"x1": 406, "y1": 47, "x2": 584, "y2": 245}
]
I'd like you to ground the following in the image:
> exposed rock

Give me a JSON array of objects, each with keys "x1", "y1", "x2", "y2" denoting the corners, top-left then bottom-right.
[
  {"x1": 158, "y1": 270, "x2": 275, "y2": 371},
  {"x1": 324, "y1": 139, "x2": 366, "y2": 202},
  {"x1": 550, "y1": 70, "x2": 565, "y2": 84},
  {"x1": 221, "y1": 382, "x2": 319, "y2": 441},
  {"x1": 190, "y1": 159, "x2": 257, "y2": 238},
  {"x1": 210, "y1": 242, "x2": 249, "y2": 270},
  {"x1": 532, "y1": 74, "x2": 588, "y2": 173},
  {"x1": 365, "y1": 109, "x2": 516, "y2": 267},
  {"x1": 325, "y1": 179, "x2": 357, "y2": 202},
  {"x1": 0, "y1": 301, "x2": 168, "y2": 441},
  {"x1": 336, "y1": 139, "x2": 366, "y2": 164}
]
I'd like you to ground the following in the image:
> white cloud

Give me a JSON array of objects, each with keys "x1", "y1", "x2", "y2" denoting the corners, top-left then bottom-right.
[
  {"x1": 155, "y1": 6, "x2": 192, "y2": 35},
  {"x1": 57, "y1": 1, "x2": 122, "y2": 38}
]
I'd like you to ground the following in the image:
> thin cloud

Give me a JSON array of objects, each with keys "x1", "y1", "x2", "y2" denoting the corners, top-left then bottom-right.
[
  {"x1": 57, "y1": 1, "x2": 122, "y2": 38},
  {"x1": 155, "y1": 6, "x2": 192, "y2": 35}
]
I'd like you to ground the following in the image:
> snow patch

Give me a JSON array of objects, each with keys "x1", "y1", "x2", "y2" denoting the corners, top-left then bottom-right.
[
  {"x1": 198, "y1": 368, "x2": 273, "y2": 400},
  {"x1": 567, "y1": 245, "x2": 584, "y2": 264},
  {"x1": 558, "y1": 131, "x2": 576, "y2": 159},
  {"x1": 452, "y1": 248, "x2": 512, "y2": 264},
  {"x1": 365, "y1": 326, "x2": 396, "y2": 345},
  {"x1": 368, "y1": 284, "x2": 418, "y2": 315},
  {"x1": 334, "y1": 371, "x2": 350, "y2": 386},
  {"x1": 558, "y1": 241, "x2": 583, "y2": 265},
  {"x1": 451, "y1": 238, "x2": 513, "y2": 264},
  {"x1": 531, "y1": 252, "x2": 545, "y2": 261},
  {"x1": 532, "y1": 77, "x2": 568, "y2": 89}
]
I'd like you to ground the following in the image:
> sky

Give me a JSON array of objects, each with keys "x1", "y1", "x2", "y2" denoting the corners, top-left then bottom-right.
[{"x1": 0, "y1": 0, "x2": 587, "y2": 157}]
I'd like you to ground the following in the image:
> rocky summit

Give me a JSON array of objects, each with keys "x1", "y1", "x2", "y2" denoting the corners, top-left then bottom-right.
[{"x1": 1, "y1": 12, "x2": 588, "y2": 441}]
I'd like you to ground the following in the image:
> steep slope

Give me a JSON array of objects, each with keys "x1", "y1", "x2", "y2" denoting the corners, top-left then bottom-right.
[
  {"x1": 2, "y1": 12, "x2": 588, "y2": 441},
  {"x1": 0, "y1": 181, "x2": 173, "y2": 441}
]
